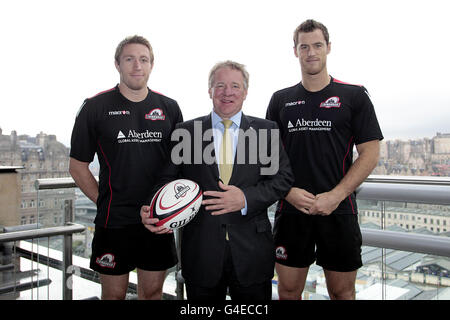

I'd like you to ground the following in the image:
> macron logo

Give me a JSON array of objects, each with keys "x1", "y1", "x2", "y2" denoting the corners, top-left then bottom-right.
[{"x1": 285, "y1": 100, "x2": 306, "y2": 107}]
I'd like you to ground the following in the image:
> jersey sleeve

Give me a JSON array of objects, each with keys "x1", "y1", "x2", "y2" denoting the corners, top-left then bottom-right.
[
  {"x1": 69, "y1": 99, "x2": 98, "y2": 163},
  {"x1": 173, "y1": 100, "x2": 184, "y2": 127},
  {"x1": 265, "y1": 93, "x2": 281, "y2": 126},
  {"x1": 351, "y1": 87, "x2": 384, "y2": 145}
]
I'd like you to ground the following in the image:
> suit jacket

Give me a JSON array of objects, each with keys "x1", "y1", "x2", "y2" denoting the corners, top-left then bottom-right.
[{"x1": 156, "y1": 112, "x2": 294, "y2": 287}]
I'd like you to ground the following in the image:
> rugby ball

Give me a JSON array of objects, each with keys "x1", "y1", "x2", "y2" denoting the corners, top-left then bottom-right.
[{"x1": 150, "y1": 179, "x2": 202, "y2": 230}]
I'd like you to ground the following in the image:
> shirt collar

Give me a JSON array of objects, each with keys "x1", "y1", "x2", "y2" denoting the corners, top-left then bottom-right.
[{"x1": 211, "y1": 110, "x2": 242, "y2": 129}]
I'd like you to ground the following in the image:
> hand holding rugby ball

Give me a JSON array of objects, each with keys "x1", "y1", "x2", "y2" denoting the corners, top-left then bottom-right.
[{"x1": 150, "y1": 179, "x2": 202, "y2": 230}]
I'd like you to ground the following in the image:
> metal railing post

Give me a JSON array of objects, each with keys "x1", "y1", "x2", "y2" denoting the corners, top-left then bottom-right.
[
  {"x1": 63, "y1": 199, "x2": 73, "y2": 300},
  {"x1": 175, "y1": 228, "x2": 184, "y2": 300}
]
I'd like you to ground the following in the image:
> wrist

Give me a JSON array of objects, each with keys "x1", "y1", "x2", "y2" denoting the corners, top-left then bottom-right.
[{"x1": 330, "y1": 187, "x2": 349, "y2": 203}]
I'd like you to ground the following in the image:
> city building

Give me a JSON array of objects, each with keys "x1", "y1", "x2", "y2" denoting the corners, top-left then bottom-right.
[
  {"x1": 0, "y1": 128, "x2": 74, "y2": 228},
  {"x1": 373, "y1": 132, "x2": 450, "y2": 176}
]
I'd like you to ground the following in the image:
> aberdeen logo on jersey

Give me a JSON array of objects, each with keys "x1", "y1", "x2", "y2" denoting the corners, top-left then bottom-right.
[
  {"x1": 117, "y1": 129, "x2": 162, "y2": 143},
  {"x1": 145, "y1": 108, "x2": 166, "y2": 120},
  {"x1": 320, "y1": 96, "x2": 341, "y2": 108}
]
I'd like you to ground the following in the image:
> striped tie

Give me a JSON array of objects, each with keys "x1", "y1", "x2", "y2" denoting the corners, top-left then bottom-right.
[{"x1": 219, "y1": 119, "x2": 233, "y2": 185}]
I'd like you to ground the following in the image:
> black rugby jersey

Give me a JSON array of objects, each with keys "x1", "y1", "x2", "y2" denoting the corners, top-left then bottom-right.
[
  {"x1": 70, "y1": 85, "x2": 183, "y2": 227},
  {"x1": 266, "y1": 76, "x2": 383, "y2": 215}
]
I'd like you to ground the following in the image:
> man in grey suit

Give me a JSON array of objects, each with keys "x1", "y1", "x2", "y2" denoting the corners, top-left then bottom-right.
[{"x1": 141, "y1": 60, "x2": 294, "y2": 300}]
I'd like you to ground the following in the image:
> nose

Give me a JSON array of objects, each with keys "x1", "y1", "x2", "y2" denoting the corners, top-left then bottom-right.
[
  {"x1": 133, "y1": 59, "x2": 142, "y2": 70},
  {"x1": 224, "y1": 85, "x2": 234, "y2": 96},
  {"x1": 307, "y1": 47, "x2": 316, "y2": 56}
]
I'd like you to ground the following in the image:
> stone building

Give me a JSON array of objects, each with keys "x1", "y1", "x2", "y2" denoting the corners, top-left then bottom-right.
[{"x1": 0, "y1": 128, "x2": 74, "y2": 228}]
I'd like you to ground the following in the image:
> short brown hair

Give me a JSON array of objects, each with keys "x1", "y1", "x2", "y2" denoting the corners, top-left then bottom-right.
[
  {"x1": 208, "y1": 60, "x2": 250, "y2": 90},
  {"x1": 293, "y1": 19, "x2": 329, "y2": 47},
  {"x1": 114, "y1": 35, "x2": 154, "y2": 65}
]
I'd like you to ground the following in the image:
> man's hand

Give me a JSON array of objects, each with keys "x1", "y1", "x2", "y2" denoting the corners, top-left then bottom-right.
[
  {"x1": 140, "y1": 205, "x2": 173, "y2": 234},
  {"x1": 202, "y1": 181, "x2": 245, "y2": 216},
  {"x1": 308, "y1": 191, "x2": 342, "y2": 216},
  {"x1": 285, "y1": 187, "x2": 316, "y2": 214}
]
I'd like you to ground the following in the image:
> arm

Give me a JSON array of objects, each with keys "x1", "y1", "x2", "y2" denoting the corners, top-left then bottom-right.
[
  {"x1": 69, "y1": 157, "x2": 98, "y2": 204},
  {"x1": 285, "y1": 187, "x2": 316, "y2": 214},
  {"x1": 309, "y1": 139, "x2": 380, "y2": 215}
]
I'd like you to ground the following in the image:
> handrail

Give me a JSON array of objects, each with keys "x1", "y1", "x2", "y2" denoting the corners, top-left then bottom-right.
[
  {"x1": 364, "y1": 174, "x2": 450, "y2": 186},
  {"x1": 35, "y1": 177, "x2": 97, "y2": 190},
  {"x1": 0, "y1": 223, "x2": 85, "y2": 243},
  {"x1": 356, "y1": 175, "x2": 450, "y2": 205},
  {"x1": 361, "y1": 227, "x2": 450, "y2": 257}
]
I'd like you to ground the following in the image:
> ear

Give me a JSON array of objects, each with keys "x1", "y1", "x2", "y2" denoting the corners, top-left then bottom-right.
[
  {"x1": 208, "y1": 87, "x2": 213, "y2": 99},
  {"x1": 327, "y1": 42, "x2": 331, "y2": 55},
  {"x1": 115, "y1": 60, "x2": 120, "y2": 72},
  {"x1": 293, "y1": 45, "x2": 299, "y2": 58}
]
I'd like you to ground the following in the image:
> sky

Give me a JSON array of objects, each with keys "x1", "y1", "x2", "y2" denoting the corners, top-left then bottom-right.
[{"x1": 1, "y1": 0, "x2": 449, "y2": 147}]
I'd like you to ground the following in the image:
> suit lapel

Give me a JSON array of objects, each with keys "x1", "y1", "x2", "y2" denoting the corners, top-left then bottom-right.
[
  {"x1": 228, "y1": 113, "x2": 251, "y2": 185},
  {"x1": 201, "y1": 113, "x2": 220, "y2": 181}
]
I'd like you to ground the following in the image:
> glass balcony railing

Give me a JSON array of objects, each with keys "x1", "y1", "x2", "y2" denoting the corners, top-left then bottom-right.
[{"x1": 0, "y1": 175, "x2": 449, "y2": 300}]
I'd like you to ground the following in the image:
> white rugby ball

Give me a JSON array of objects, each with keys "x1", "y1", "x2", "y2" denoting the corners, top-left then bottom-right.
[{"x1": 150, "y1": 179, "x2": 202, "y2": 230}]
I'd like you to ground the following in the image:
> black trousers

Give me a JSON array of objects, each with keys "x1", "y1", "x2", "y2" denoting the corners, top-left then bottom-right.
[{"x1": 185, "y1": 241, "x2": 272, "y2": 301}]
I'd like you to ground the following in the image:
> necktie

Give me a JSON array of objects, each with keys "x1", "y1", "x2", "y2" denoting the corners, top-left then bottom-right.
[{"x1": 219, "y1": 119, "x2": 233, "y2": 185}]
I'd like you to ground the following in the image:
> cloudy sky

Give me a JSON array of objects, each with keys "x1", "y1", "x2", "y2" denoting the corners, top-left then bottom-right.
[{"x1": 1, "y1": 0, "x2": 449, "y2": 146}]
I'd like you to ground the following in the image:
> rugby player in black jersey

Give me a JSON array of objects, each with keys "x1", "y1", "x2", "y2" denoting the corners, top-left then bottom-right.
[
  {"x1": 69, "y1": 36, "x2": 182, "y2": 299},
  {"x1": 266, "y1": 20, "x2": 383, "y2": 300}
]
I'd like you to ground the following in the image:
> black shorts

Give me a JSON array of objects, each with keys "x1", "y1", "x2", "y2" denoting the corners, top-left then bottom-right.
[
  {"x1": 273, "y1": 211, "x2": 362, "y2": 272},
  {"x1": 90, "y1": 224, "x2": 178, "y2": 275}
]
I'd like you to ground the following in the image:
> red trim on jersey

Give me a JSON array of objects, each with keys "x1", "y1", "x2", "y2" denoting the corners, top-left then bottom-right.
[
  {"x1": 151, "y1": 89, "x2": 165, "y2": 96},
  {"x1": 89, "y1": 87, "x2": 116, "y2": 99},
  {"x1": 278, "y1": 199, "x2": 284, "y2": 213},
  {"x1": 97, "y1": 141, "x2": 113, "y2": 227},
  {"x1": 332, "y1": 78, "x2": 362, "y2": 87},
  {"x1": 343, "y1": 137, "x2": 356, "y2": 214}
]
